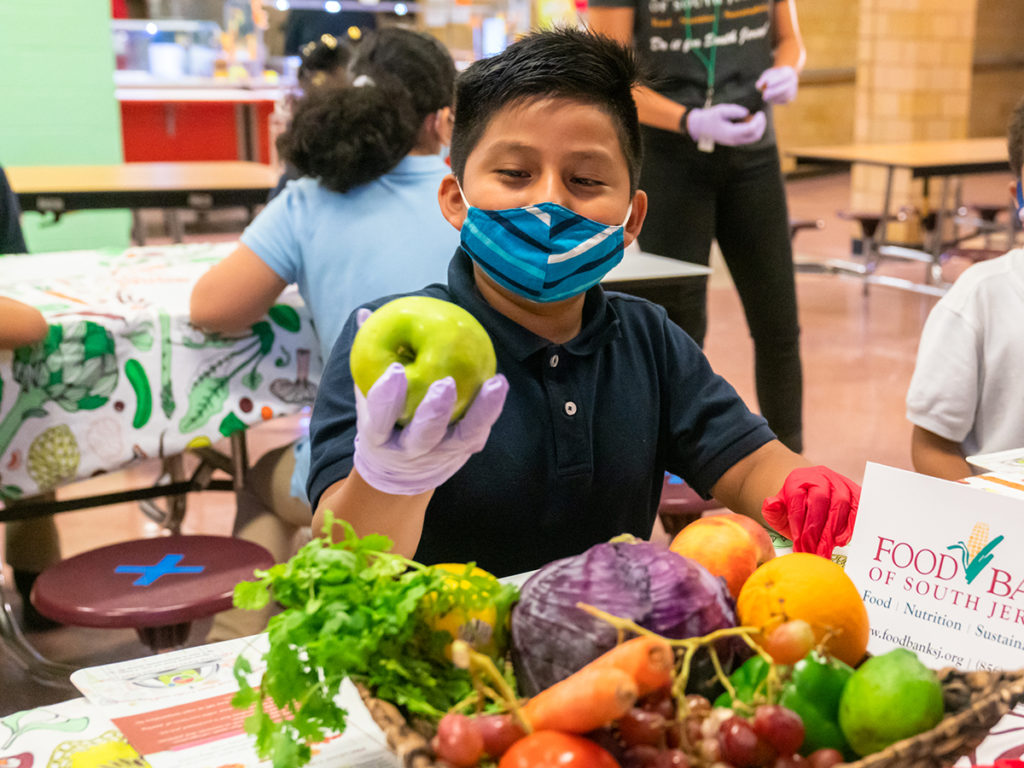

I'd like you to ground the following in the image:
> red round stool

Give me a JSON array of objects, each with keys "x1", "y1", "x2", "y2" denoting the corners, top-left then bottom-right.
[{"x1": 31, "y1": 535, "x2": 274, "y2": 652}]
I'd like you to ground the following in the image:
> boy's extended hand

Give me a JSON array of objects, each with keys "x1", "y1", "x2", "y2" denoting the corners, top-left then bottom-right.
[
  {"x1": 352, "y1": 362, "x2": 509, "y2": 496},
  {"x1": 762, "y1": 466, "x2": 859, "y2": 558}
]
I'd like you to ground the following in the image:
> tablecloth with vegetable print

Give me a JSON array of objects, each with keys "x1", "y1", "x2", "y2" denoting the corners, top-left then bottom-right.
[{"x1": 0, "y1": 241, "x2": 321, "y2": 504}]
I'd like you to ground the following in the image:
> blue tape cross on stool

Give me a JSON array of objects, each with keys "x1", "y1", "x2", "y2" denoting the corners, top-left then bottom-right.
[{"x1": 115, "y1": 554, "x2": 205, "y2": 586}]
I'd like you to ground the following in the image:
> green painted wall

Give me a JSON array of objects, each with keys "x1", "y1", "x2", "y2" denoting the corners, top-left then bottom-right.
[{"x1": 0, "y1": 1, "x2": 130, "y2": 252}]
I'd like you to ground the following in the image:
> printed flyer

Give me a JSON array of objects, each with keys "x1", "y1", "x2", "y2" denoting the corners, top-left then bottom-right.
[
  {"x1": 844, "y1": 462, "x2": 1024, "y2": 765},
  {"x1": 71, "y1": 634, "x2": 398, "y2": 768}
]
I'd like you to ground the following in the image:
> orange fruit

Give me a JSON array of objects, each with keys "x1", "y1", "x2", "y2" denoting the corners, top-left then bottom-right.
[{"x1": 736, "y1": 553, "x2": 869, "y2": 668}]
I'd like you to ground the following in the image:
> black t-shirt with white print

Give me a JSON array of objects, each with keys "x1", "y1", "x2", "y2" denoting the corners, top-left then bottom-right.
[{"x1": 591, "y1": 0, "x2": 780, "y2": 145}]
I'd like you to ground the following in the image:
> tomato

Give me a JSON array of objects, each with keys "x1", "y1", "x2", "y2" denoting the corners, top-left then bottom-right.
[{"x1": 498, "y1": 731, "x2": 621, "y2": 768}]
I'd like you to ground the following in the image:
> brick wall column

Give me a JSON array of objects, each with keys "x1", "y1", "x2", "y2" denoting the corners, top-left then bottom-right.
[{"x1": 851, "y1": 0, "x2": 979, "y2": 243}]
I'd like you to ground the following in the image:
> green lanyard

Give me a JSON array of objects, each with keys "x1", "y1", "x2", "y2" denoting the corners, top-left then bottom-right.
[{"x1": 683, "y1": 1, "x2": 722, "y2": 109}]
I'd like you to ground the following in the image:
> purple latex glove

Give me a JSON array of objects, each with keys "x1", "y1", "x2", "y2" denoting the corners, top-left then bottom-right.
[
  {"x1": 352, "y1": 362, "x2": 509, "y2": 496},
  {"x1": 686, "y1": 103, "x2": 767, "y2": 147},
  {"x1": 762, "y1": 466, "x2": 860, "y2": 558},
  {"x1": 756, "y1": 65, "x2": 799, "y2": 105}
]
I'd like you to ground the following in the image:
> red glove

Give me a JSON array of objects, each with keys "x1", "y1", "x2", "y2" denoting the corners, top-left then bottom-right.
[
  {"x1": 973, "y1": 761, "x2": 1024, "y2": 768},
  {"x1": 762, "y1": 466, "x2": 860, "y2": 558}
]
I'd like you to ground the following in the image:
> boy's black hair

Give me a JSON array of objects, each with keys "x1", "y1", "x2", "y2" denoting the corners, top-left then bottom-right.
[
  {"x1": 1009, "y1": 94, "x2": 1024, "y2": 177},
  {"x1": 449, "y1": 28, "x2": 645, "y2": 192},
  {"x1": 280, "y1": 28, "x2": 455, "y2": 194}
]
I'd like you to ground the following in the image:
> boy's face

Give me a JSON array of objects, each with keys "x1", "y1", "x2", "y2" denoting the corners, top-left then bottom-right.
[{"x1": 439, "y1": 96, "x2": 646, "y2": 244}]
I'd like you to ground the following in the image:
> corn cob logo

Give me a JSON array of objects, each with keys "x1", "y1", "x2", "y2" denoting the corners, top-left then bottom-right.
[{"x1": 947, "y1": 522, "x2": 1004, "y2": 584}]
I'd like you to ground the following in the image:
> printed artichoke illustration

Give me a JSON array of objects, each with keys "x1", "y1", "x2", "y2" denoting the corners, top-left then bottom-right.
[
  {"x1": 27, "y1": 425, "x2": 81, "y2": 491},
  {"x1": 0, "y1": 321, "x2": 118, "y2": 464}
]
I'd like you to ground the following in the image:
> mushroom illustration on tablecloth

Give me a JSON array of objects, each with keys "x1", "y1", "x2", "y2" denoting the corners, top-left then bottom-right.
[{"x1": 269, "y1": 348, "x2": 317, "y2": 407}]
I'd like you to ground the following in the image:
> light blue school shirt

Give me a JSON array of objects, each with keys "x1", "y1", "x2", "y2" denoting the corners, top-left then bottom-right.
[{"x1": 240, "y1": 154, "x2": 459, "y2": 501}]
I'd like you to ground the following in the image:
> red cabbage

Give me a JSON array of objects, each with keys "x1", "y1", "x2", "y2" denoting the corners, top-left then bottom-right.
[{"x1": 510, "y1": 538, "x2": 741, "y2": 697}]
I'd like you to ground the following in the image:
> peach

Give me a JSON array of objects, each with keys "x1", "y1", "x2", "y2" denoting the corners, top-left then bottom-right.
[{"x1": 669, "y1": 513, "x2": 775, "y2": 599}]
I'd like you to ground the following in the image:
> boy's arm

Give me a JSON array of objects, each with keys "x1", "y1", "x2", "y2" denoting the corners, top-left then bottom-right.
[
  {"x1": 911, "y1": 425, "x2": 973, "y2": 481},
  {"x1": 313, "y1": 471, "x2": 431, "y2": 558},
  {"x1": 0, "y1": 297, "x2": 48, "y2": 349},
  {"x1": 586, "y1": 7, "x2": 688, "y2": 133},
  {"x1": 711, "y1": 440, "x2": 859, "y2": 557},
  {"x1": 190, "y1": 243, "x2": 288, "y2": 334},
  {"x1": 710, "y1": 440, "x2": 811, "y2": 525}
]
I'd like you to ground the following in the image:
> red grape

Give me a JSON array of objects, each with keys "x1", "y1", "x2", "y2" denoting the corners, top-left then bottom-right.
[
  {"x1": 434, "y1": 713, "x2": 484, "y2": 767},
  {"x1": 806, "y1": 748, "x2": 845, "y2": 768},
  {"x1": 762, "y1": 619, "x2": 816, "y2": 665},
  {"x1": 474, "y1": 713, "x2": 525, "y2": 758},
  {"x1": 719, "y1": 715, "x2": 778, "y2": 767},
  {"x1": 685, "y1": 694, "x2": 712, "y2": 717},
  {"x1": 718, "y1": 716, "x2": 761, "y2": 767},
  {"x1": 752, "y1": 705, "x2": 805, "y2": 757},
  {"x1": 773, "y1": 755, "x2": 808, "y2": 768},
  {"x1": 621, "y1": 744, "x2": 661, "y2": 768},
  {"x1": 619, "y1": 707, "x2": 668, "y2": 747},
  {"x1": 652, "y1": 748, "x2": 692, "y2": 767},
  {"x1": 641, "y1": 687, "x2": 677, "y2": 719}
]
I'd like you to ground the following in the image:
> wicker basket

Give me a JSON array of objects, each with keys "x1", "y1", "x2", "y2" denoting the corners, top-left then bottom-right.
[{"x1": 360, "y1": 668, "x2": 1024, "y2": 768}]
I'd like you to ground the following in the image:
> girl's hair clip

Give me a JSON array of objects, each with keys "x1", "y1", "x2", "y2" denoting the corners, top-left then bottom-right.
[{"x1": 352, "y1": 74, "x2": 375, "y2": 88}]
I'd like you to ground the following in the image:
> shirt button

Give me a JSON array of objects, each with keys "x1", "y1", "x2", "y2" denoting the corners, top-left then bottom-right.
[
  {"x1": 564, "y1": 401, "x2": 577, "y2": 416},
  {"x1": 549, "y1": 354, "x2": 559, "y2": 368}
]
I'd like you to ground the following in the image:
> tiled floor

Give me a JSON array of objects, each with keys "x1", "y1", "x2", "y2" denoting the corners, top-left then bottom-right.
[{"x1": 0, "y1": 169, "x2": 1015, "y2": 715}]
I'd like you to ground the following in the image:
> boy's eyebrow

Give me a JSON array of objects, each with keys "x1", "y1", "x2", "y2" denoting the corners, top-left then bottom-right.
[{"x1": 483, "y1": 140, "x2": 618, "y2": 165}]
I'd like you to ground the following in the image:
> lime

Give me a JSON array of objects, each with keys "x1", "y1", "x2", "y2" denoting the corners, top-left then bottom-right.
[{"x1": 838, "y1": 648, "x2": 944, "y2": 756}]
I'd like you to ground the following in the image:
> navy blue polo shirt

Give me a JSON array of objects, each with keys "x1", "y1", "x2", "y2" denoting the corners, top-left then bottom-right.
[{"x1": 308, "y1": 249, "x2": 775, "y2": 577}]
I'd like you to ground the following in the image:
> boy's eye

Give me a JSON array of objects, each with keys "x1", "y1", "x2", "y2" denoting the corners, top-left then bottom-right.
[
  {"x1": 496, "y1": 169, "x2": 529, "y2": 178},
  {"x1": 571, "y1": 176, "x2": 604, "y2": 187}
]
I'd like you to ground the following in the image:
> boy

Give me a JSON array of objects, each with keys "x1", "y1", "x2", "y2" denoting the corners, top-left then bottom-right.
[
  {"x1": 906, "y1": 95, "x2": 1024, "y2": 481},
  {"x1": 307, "y1": 29, "x2": 857, "y2": 575}
]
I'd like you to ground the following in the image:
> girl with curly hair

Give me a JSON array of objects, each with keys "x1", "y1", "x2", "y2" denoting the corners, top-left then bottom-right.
[{"x1": 190, "y1": 27, "x2": 458, "y2": 640}]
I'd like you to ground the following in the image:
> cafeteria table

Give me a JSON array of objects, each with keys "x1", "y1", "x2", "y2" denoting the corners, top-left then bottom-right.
[
  {"x1": 0, "y1": 241, "x2": 318, "y2": 681},
  {"x1": 6, "y1": 161, "x2": 280, "y2": 244},
  {"x1": 787, "y1": 137, "x2": 1011, "y2": 295}
]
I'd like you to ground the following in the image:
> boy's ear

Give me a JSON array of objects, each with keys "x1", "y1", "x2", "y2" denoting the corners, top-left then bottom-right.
[
  {"x1": 436, "y1": 106, "x2": 454, "y2": 147},
  {"x1": 623, "y1": 189, "x2": 648, "y2": 248},
  {"x1": 438, "y1": 173, "x2": 467, "y2": 231}
]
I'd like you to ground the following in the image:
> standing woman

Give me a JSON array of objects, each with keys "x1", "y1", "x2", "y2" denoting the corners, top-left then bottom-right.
[{"x1": 588, "y1": 0, "x2": 806, "y2": 452}]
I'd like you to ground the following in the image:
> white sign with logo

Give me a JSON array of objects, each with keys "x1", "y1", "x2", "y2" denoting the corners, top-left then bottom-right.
[{"x1": 845, "y1": 462, "x2": 1024, "y2": 672}]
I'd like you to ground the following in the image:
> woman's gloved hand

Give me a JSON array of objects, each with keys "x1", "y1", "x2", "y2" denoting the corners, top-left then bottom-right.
[
  {"x1": 762, "y1": 466, "x2": 859, "y2": 558},
  {"x1": 352, "y1": 362, "x2": 509, "y2": 496},
  {"x1": 685, "y1": 103, "x2": 767, "y2": 147},
  {"x1": 756, "y1": 65, "x2": 799, "y2": 105}
]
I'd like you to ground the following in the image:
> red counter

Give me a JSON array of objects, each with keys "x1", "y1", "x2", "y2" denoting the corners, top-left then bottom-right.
[{"x1": 118, "y1": 87, "x2": 279, "y2": 163}]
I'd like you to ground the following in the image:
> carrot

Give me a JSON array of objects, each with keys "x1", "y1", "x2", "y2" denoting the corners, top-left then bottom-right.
[
  {"x1": 520, "y1": 666, "x2": 638, "y2": 734},
  {"x1": 579, "y1": 635, "x2": 674, "y2": 696}
]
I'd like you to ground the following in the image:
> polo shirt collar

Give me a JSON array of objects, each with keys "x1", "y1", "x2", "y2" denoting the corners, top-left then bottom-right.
[{"x1": 446, "y1": 248, "x2": 622, "y2": 362}]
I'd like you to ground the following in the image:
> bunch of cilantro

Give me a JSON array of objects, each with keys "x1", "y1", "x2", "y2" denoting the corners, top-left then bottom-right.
[{"x1": 231, "y1": 515, "x2": 520, "y2": 768}]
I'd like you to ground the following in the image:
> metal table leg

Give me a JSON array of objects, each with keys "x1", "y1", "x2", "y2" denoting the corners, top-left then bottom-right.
[{"x1": 0, "y1": 558, "x2": 76, "y2": 689}]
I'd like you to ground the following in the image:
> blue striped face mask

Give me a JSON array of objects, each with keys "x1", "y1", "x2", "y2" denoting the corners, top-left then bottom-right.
[{"x1": 458, "y1": 187, "x2": 631, "y2": 303}]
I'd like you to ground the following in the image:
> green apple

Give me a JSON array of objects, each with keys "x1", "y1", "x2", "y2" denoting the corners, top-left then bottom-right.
[{"x1": 349, "y1": 296, "x2": 497, "y2": 425}]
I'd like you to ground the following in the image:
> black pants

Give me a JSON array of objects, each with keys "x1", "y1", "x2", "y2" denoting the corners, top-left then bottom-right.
[{"x1": 635, "y1": 126, "x2": 803, "y2": 453}]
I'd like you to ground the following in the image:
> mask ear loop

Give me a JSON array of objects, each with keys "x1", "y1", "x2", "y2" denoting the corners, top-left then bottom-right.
[
  {"x1": 455, "y1": 182, "x2": 473, "y2": 212},
  {"x1": 1017, "y1": 177, "x2": 1024, "y2": 224}
]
